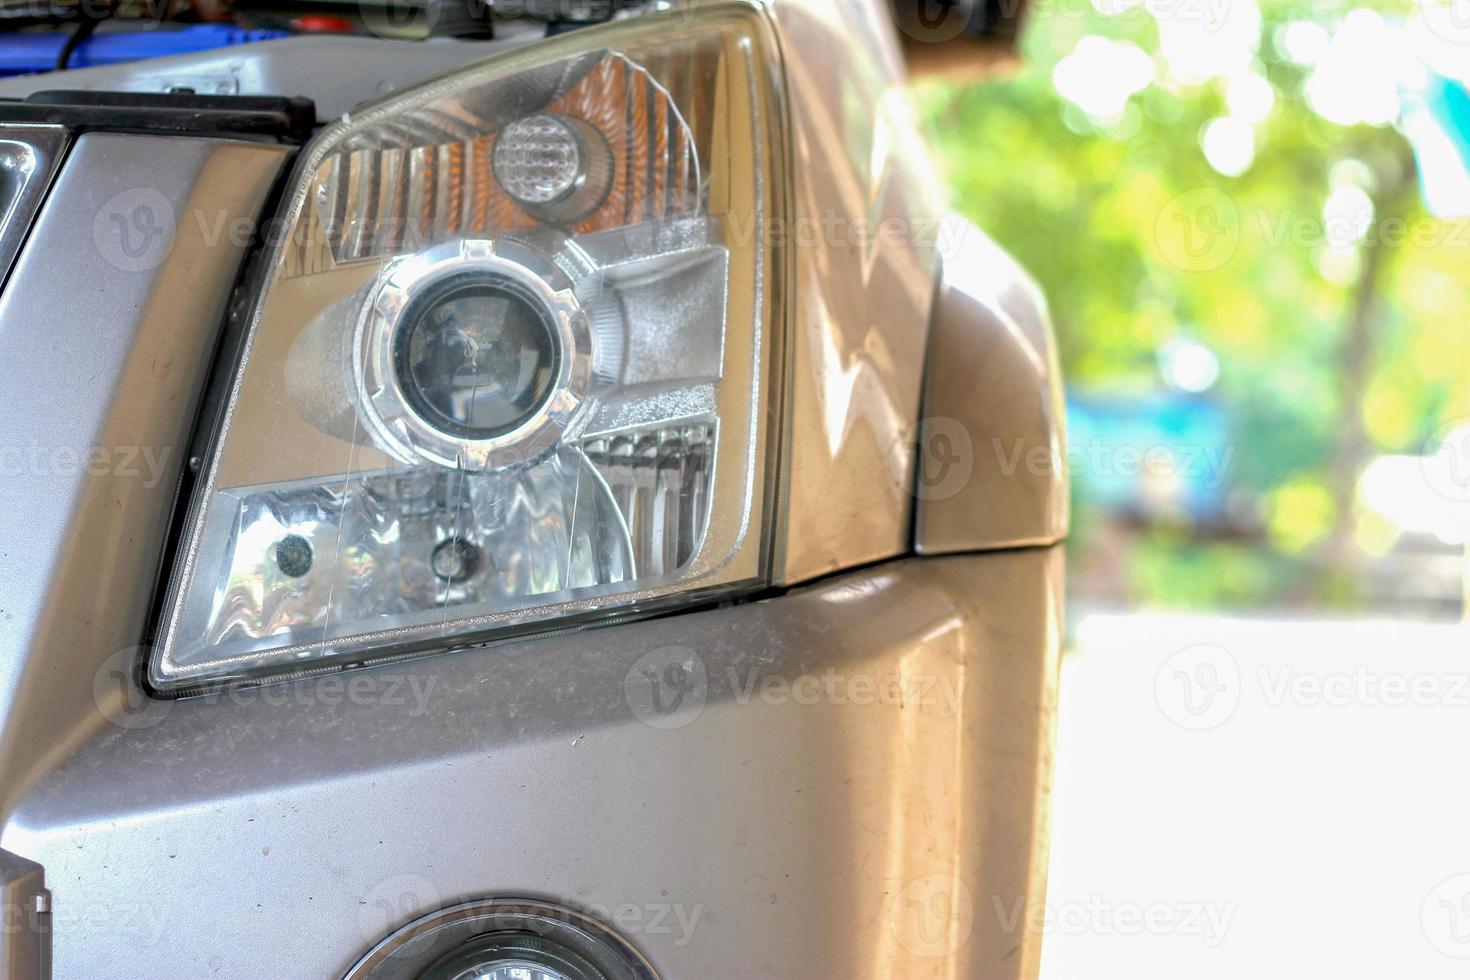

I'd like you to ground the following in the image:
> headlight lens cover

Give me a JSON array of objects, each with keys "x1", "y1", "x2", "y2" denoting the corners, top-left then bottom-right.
[{"x1": 151, "y1": 4, "x2": 783, "y2": 690}]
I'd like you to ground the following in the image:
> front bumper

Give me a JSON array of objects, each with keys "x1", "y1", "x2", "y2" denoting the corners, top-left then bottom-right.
[{"x1": 3, "y1": 547, "x2": 1060, "y2": 979}]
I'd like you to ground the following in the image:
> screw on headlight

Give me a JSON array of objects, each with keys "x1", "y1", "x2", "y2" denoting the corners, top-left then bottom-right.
[
  {"x1": 275, "y1": 534, "x2": 313, "y2": 577},
  {"x1": 430, "y1": 536, "x2": 481, "y2": 583}
]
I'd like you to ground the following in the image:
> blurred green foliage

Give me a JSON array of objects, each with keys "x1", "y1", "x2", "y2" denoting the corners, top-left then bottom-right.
[{"x1": 918, "y1": 0, "x2": 1470, "y2": 608}]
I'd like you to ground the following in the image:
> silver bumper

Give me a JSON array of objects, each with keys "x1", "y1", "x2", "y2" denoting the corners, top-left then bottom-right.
[{"x1": 3, "y1": 546, "x2": 1060, "y2": 979}]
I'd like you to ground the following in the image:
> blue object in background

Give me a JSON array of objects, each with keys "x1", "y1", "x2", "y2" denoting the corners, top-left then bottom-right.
[
  {"x1": 1066, "y1": 390, "x2": 1234, "y2": 522},
  {"x1": 1425, "y1": 71, "x2": 1470, "y2": 170},
  {"x1": 0, "y1": 24, "x2": 287, "y2": 76},
  {"x1": 1402, "y1": 69, "x2": 1470, "y2": 218}
]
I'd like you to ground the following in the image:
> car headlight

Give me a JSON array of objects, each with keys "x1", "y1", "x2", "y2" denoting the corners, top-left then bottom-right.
[{"x1": 150, "y1": 3, "x2": 784, "y2": 690}]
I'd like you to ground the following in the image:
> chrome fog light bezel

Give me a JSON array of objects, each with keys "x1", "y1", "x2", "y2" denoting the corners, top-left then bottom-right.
[{"x1": 342, "y1": 898, "x2": 659, "y2": 980}]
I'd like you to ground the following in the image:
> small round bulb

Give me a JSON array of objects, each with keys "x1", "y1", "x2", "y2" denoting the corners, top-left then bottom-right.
[
  {"x1": 492, "y1": 113, "x2": 612, "y2": 224},
  {"x1": 493, "y1": 113, "x2": 584, "y2": 205}
]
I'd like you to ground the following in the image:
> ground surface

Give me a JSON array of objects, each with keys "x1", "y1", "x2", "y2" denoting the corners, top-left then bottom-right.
[{"x1": 1041, "y1": 611, "x2": 1470, "y2": 978}]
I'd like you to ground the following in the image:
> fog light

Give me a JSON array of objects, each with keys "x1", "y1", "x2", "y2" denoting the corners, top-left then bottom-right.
[
  {"x1": 419, "y1": 931, "x2": 603, "y2": 980},
  {"x1": 343, "y1": 899, "x2": 658, "y2": 980}
]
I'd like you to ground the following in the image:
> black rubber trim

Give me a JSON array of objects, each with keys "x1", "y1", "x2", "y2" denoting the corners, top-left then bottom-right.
[
  {"x1": 0, "y1": 90, "x2": 315, "y2": 142},
  {"x1": 137, "y1": 147, "x2": 300, "y2": 699}
]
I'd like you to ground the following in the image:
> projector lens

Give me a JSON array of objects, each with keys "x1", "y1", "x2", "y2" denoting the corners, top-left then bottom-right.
[{"x1": 393, "y1": 273, "x2": 561, "y2": 441}]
